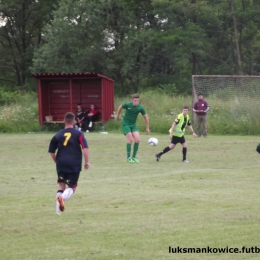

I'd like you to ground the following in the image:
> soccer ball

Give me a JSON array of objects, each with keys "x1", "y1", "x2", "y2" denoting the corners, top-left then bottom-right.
[{"x1": 148, "y1": 137, "x2": 158, "y2": 146}]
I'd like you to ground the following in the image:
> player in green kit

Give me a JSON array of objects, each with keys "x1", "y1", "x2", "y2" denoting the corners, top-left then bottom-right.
[{"x1": 116, "y1": 93, "x2": 150, "y2": 163}]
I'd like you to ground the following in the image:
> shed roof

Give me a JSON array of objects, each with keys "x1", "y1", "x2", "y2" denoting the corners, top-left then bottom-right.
[{"x1": 32, "y1": 72, "x2": 114, "y2": 81}]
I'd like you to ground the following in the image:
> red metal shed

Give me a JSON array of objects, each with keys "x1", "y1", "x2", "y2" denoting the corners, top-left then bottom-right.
[{"x1": 33, "y1": 72, "x2": 114, "y2": 125}]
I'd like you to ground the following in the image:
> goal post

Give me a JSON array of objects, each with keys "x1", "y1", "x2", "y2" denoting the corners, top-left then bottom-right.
[{"x1": 192, "y1": 75, "x2": 260, "y2": 134}]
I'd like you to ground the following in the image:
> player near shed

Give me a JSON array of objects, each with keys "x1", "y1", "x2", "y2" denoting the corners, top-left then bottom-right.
[
  {"x1": 156, "y1": 106, "x2": 197, "y2": 163},
  {"x1": 116, "y1": 93, "x2": 150, "y2": 163},
  {"x1": 75, "y1": 103, "x2": 86, "y2": 131},
  {"x1": 48, "y1": 112, "x2": 90, "y2": 215}
]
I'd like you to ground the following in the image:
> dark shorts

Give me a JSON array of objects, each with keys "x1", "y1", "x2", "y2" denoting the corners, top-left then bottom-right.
[
  {"x1": 57, "y1": 172, "x2": 80, "y2": 189},
  {"x1": 122, "y1": 123, "x2": 139, "y2": 135},
  {"x1": 171, "y1": 135, "x2": 186, "y2": 145}
]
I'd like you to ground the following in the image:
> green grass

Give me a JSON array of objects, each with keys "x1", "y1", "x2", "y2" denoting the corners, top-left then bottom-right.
[{"x1": 1, "y1": 133, "x2": 260, "y2": 259}]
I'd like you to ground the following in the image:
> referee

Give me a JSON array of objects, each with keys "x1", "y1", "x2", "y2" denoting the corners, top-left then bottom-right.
[{"x1": 156, "y1": 106, "x2": 197, "y2": 163}]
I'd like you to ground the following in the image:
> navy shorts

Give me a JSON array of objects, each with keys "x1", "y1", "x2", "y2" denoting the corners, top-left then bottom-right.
[
  {"x1": 171, "y1": 136, "x2": 186, "y2": 145},
  {"x1": 57, "y1": 172, "x2": 80, "y2": 189}
]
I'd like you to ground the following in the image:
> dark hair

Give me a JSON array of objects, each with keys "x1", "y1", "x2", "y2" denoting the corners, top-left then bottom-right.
[
  {"x1": 198, "y1": 93, "x2": 203, "y2": 96},
  {"x1": 77, "y1": 103, "x2": 81, "y2": 106},
  {"x1": 183, "y1": 106, "x2": 189, "y2": 110},
  {"x1": 64, "y1": 112, "x2": 75, "y2": 124},
  {"x1": 132, "y1": 93, "x2": 140, "y2": 99}
]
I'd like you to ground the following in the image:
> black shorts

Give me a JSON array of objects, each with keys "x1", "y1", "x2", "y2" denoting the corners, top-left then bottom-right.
[
  {"x1": 171, "y1": 135, "x2": 186, "y2": 145},
  {"x1": 57, "y1": 172, "x2": 80, "y2": 189}
]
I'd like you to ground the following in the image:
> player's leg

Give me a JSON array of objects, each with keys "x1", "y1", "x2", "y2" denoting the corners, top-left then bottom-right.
[
  {"x1": 88, "y1": 115, "x2": 97, "y2": 128},
  {"x1": 197, "y1": 116, "x2": 202, "y2": 137},
  {"x1": 123, "y1": 124, "x2": 134, "y2": 162},
  {"x1": 202, "y1": 115, "x2": 207, "y2": 137},
  {"x1": 181, "y1": 137, "x2": 188, "y2": 162},
  {"x1": 58, "y1": 173, "x2": 80, "y2": 213},
  {"x1": 125, "y1": 132, "x2": 134, "y2": 162},
  {"x1": 78, "y1": 118, "x2": 82, "y2": 130},
  {"x1": 132, "y1": 130, "x2": 140, "y2": 163},
  {"x1": 83, "y1": 117, "x2": 90, "y2": 132},
  {"x1": 56, "y1": 176, "x2": 66, "y2": 214},
  {"x1": 62, "y1": 173, "x2": 80, "y2": 200},
  {"x1": 156, "y1": 137, "x2": 176, "y2": 161}
]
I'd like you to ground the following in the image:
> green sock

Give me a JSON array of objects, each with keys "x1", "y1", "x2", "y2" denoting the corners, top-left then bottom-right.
[
  {"x1": 127, "y1": 143, "x2": 131, "y2": 159},
  {"x1": 132, "y1": 142, "x2": 139, "y2": 158}
]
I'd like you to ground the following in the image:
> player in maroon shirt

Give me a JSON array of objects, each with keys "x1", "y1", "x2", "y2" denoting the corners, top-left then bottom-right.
[
  {"x1": 193, "y1": 93, "x2": 209, "y2": 137},
  {"x1": 84, "y1": 104, "x2": 99, "y2": 132}
]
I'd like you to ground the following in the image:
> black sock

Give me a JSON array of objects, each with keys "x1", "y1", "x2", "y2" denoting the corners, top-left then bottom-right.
[
  {"x1": 182, "y1": 147, "x2": 187, "y2": 160},
  {"x1": 159, "y1": 146, "x2": 171, "y2": 156}
]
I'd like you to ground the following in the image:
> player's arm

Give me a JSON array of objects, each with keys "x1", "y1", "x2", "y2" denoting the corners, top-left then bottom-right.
[
  {"x1": 169, "y1": 122, "x2": 176, "y2": 138},
  {"x1": 48, "y1": 137, "x2": 57, "y2": 163},
  {"x1": 143, "y1": 114, "x2": 150, "y2": 134},
  {"x1": 49, "y1": 153, "x2": 56, "y2": 163},
  {"x1": 83, "y1": 148, "x2": 90, "y2": 169},
  {"x1": 188, "y1": 125, "x2": 197, "y2": 138},
  {"x1": 169, "y1": 115, "x2": 180, "y2": 137},
  {"x1": 205, "y1": 102, "x2": 209, "y2": 112},
  {"x1": 80, "y1": 135, "x2": 90, "y2": 169},
  {"x1": 116, "y1": 105, "x2": 123, "y2": 120},
  {"x1": 193, "y1": 103, "x2": 197, "y2": 112},
  {"x1": 80, "y1": 112, "x2": 86, "y2": 122}
]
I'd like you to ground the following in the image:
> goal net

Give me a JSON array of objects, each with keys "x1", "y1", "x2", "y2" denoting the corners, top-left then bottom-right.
[{"x1": 192, "y1": 75, "x2": 260, "y2": 134}]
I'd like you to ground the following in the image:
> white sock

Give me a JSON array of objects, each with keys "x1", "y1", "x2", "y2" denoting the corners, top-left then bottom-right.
[
  {"x1": 78, "y1": 127, "x2": 81, "y2": 131},
  {"x1": 88, "y1": 121, "x2": 92, "y2": 127},
  {"x1": 56, "y1": 190, "x2": 63, "y2": 213},
  {"x1": 62, "y1": 188, "x2": 74, "y2": 200}
]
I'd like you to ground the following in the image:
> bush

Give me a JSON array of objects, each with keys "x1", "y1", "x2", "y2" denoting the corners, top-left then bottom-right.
[
  {"x1": 104, "y1": 90, "x2": 260, "y2": 135},
  {"x1": 1, "y1": 89, "x2": 260, "y2": 135},
  {"x1": 0, "y1": 89, "x2": 19, "y2": 105},
  {"x1": 0, "y1": 92, "x2": 41, "y2": 133}
]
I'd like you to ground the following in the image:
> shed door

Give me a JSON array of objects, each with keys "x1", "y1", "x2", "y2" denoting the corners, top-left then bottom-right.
[
  {"x1": 77, "y1": 79, "x2": 102, "y2": 110},
  {"x1": 48, "y1": 81, "x2": 70, "y2": 120}
]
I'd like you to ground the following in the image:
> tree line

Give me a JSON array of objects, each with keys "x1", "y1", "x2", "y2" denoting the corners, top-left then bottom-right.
[{"x1": 1, "y1": 0, "x2": 260, "y2": 95}]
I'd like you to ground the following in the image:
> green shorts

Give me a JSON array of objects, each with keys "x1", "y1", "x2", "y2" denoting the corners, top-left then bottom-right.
[{"x1": 122, "y1": 123, "x2": 139, "y2": 135}]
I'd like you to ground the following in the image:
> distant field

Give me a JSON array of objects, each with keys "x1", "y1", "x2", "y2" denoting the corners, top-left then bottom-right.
[{"x1": 1, "y1": 133, "x2": 260, "y2": 260}]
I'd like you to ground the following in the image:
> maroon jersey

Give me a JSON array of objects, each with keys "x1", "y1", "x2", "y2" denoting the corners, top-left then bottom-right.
[{"x1": 193, "y1": 100, "x2": 209, "y2": 115}]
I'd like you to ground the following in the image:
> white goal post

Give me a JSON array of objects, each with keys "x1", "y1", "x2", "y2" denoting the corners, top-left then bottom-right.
[{"x1": 191, "y1": 75, "x2": 260, "y2": 124}]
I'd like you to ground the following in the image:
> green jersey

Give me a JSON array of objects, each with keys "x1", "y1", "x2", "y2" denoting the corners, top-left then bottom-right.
[{"x1": 122, "y1": 102, "x2": 146, "y2": 125}]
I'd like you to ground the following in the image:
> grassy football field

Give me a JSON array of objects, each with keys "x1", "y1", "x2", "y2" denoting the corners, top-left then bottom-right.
[{"x1": 1, "y1": 133, "x2": 260, "y2": 260}]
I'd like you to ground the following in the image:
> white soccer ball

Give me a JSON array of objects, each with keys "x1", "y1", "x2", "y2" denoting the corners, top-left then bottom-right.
[{"x1": 148, "y1": 137, "x2": 158, "y2": 146}]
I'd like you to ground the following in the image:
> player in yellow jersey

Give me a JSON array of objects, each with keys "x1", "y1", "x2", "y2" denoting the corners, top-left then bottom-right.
[
  {"x1": 156, "y1": 106, "x2": 197, "y2": 163},
  {"x1": 116, "y1": 93, "x2": 150, "y2": 163}
]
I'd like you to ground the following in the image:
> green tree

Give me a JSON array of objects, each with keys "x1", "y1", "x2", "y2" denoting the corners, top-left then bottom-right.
[
  {"x1": 0, "y1": 0, "x2": 59, "y2": 90},
  {"x1": 33, "y1": 0, "x2": 181, "y2": 94},
  {"x1": 32, "y1": 0, "x2": 260, "y2": 95}
]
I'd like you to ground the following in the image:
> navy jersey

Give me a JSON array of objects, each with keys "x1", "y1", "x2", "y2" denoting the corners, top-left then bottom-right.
[
  {"x1": 75, "y1": 109, "x2": 86, "y2": 119},
  {"x1": 48, "y1": 128, "x2": 88, "y2": 173}
]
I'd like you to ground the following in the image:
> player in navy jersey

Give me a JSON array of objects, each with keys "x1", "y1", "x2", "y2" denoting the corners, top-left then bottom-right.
[{"x1": 48, "y1": 112, "x2": 90, "y2": 215}]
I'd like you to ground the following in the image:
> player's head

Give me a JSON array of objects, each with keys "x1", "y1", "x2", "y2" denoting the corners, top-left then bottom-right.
[
  {"x1": 182, "y1": 106, "x2": 189, "y2": 115},
  {"x1": 64, "y1": 112, "x2": 75, "y2": 125},
  {"x1": 132, "y1": 93, "x2": 140, "y2": 106},
  {"x1": 77, "y1": 103, "x2": 82, "y2": 110},
  {"x1": 198, "y1": 93, "x2": 203, "y2": 100},
  {"x1": 90, "y1": 104, "x2": 95, "y2": 109}
]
